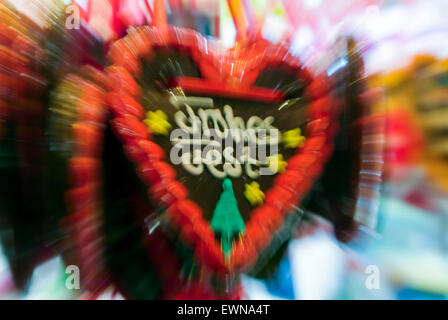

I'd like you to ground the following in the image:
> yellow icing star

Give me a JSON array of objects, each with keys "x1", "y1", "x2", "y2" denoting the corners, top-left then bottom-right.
[
  {"x1": 283, "y1": 128, "x2": 306, "y2": 148},
  {"x1": 268, "y1": 154, "x2": 287, "y2": 174},
  {"x1": 244, "y1": 182, "x2": 265, "y2": 206},
  {"x1": 144, "y1": 110, "x2": 172, "y2": 135}
]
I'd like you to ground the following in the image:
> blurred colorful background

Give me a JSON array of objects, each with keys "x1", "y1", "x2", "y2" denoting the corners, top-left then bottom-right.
[{"x1": 0, "y1": 0, "x2": 448, "y2": 300}]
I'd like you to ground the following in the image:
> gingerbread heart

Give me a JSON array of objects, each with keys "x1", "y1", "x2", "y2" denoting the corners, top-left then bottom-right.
[{"x1": 73, "y1": 26, "x2": 338, "y2": 276}]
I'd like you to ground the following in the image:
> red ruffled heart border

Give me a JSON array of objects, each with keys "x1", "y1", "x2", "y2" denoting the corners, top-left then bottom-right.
[{"x1": 68, "y1": 26, "x2": 339, "y2": 278}]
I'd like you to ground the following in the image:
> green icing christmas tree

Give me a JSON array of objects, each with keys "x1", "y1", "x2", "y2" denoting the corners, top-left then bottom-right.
[{"x1": 210, "y1": 179, "x2": 246, "y2": 256}]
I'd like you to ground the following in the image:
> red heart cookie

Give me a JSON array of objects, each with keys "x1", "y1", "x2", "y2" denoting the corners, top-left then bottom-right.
[{"x1": 71, "y1": 26, "x2": 338, "y2": 277}]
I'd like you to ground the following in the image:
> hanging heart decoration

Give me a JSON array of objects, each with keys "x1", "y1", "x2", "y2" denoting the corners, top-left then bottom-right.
[{"x1": 69, "y1": 25, "x2": 339, "y2": 277}]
